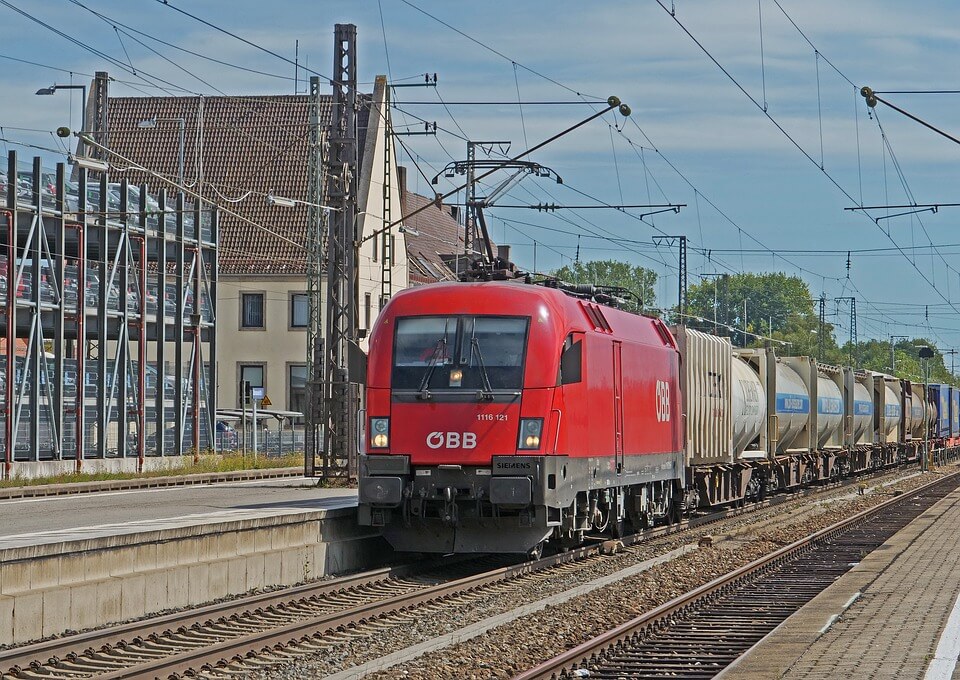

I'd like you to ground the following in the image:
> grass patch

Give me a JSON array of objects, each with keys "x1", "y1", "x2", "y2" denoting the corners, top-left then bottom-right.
[{"x1": 0, "y1": 452, "x2": 304, "y2": 489}]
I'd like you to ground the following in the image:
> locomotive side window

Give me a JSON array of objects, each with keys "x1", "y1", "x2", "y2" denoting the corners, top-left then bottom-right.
[
  {"x1": 559, "y1": 334, "x2": 583, "y2": 385},
  {"x1": 392, "y1": 315, "x2": 528, "y2": 392}
]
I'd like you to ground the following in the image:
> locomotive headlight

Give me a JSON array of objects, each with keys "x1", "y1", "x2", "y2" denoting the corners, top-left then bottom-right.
[
  {"x1": 518, "y1": 418, "x2": 544, "y2": 450},
  {"x1": 449, "y1": 368, "x2": 463, "y2": 387},
  {"x1": 370, "y1": 417, "x2": 389, "y2": 448}
]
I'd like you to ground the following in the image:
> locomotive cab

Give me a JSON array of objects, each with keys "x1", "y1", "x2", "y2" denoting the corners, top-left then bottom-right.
[{"x1": 360, "y1": 306, "x2": 557, "y2": 553}]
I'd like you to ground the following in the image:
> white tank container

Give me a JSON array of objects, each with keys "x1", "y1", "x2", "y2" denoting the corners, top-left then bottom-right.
[
  {"x1": 731, "y1": 357, "x2": 765, "y2": 456},
  {"x1": 883, "y1": 384, "x2": 901, "y2": 438},
  {"x1": 816, "y1": 374, "x2": 843, "y2": 447},
  {"x1": 852, "y1": 381, "x2": 873, "y2": 443},
  {"x1": 775, "y1": 362, "x2": 809, "y2": 451}
]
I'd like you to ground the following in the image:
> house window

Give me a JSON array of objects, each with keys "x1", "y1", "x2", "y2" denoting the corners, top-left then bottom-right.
[
  {"x1": 290, "y1": 292, "x2": 308, "y2": 328},
  {"x1": 364, "y1": 293, "x2": 372, "y2": 330},
  {"x1": 241, "y1": 292, "x2": 264, "y2": 329},
  {"x1": 238, "y1": 363, "x2": 265, "y2": 406},
  {"x1": 288, "y1": 364, "x2": 307, "y2": 417}
]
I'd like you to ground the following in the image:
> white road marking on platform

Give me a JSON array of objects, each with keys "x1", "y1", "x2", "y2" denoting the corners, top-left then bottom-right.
[
  {"x1": 925, "y1": 587, "x2": 960, "y2": 679},
  {"x1": 818, "y1": 614, "x2": 839, "y2": 635},
  {"x1": 0, "y1": 476, "x2": 312, "y2": 506},
  {"x1": 818, "y1": 591, "x2": 861, "y2": 636}
]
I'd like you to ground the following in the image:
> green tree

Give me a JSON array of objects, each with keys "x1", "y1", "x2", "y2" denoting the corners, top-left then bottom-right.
[
  {"x1": 854, "y1": 337, "x2": 957, "y2": 385},
  {"x1": 686, "y1": 272, "x2": 840, "y2": 356},
  {"x1": 552, "y1": 260, "x2": 657, "y2": 311}
]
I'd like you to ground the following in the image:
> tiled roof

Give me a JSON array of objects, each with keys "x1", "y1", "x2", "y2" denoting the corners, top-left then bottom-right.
[
  {"x1": 400, "y1": 190, "x2": 464, "y2": 285},
  {"x1": 104, "y1": 94, "x2": 370, "y2": 275}
]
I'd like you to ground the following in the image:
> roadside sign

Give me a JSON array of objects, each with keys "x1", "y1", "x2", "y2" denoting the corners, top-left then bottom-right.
[
  {"x1": 261, "y1": 395, "x2": 272, "y2": 407},
  {"x1": 252, "y1": 387, "x2": 265, "y2": 400}
]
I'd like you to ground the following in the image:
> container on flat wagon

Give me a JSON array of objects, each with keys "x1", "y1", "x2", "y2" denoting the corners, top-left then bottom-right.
[{"x1": 675, "y1": 327, "x2": 765, "y2": 466}]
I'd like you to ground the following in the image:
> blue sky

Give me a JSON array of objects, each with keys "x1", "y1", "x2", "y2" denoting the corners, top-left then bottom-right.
[{"x1": 3, "y1": 1, "x2": 960, "y2": 348}]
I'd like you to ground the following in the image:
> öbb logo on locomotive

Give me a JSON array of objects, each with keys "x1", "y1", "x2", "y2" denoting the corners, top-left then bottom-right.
[
  {"x1": 656, "y1": 379, "x2": 671, "y2": 422},
  {"x1": 426, "y1": 431, "x2": 478, "y2": 449}
]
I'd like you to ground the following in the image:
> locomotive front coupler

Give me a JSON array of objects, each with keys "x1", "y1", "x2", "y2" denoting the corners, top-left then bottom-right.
[{"x1": 442, "y1": 486, "x2": 459, "y2": 525}]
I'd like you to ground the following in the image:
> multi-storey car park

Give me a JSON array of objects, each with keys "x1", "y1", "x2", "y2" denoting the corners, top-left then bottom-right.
[{"x1": 0, "y1": 150, "x2": 217, "y2": 477}]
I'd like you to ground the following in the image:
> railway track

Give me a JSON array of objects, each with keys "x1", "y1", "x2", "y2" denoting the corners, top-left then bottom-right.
[
  {"x1": 514, "y1": 469, "x2": 960, "y2": 680},
  {"x1": 0, "y1": 465, "x2": 927, "y2": 679},
  {"x1": 0, "y1": 536, "x2": 630, "y2": 679}
]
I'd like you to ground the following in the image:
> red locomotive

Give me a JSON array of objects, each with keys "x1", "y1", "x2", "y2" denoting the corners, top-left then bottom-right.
[{"x1": 358, "y1": 281, "x2": 684, "y2": 555}]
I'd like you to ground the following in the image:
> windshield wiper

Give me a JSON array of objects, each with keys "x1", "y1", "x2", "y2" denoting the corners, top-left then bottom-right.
[
  {"x1": 470, "y1": 336, "x2": 495, "y2": 401},
  {"x1": 417, "y1": 337, "x2": 447, "y2": 400}
]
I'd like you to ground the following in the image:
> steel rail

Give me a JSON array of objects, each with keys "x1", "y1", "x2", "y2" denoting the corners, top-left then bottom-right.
[
  {"x1": 0, "y1": 559, "x2": 442, "y2": 674},
  {"x1": 513, "y1": 469, "x2": 960, "y2": 680}
]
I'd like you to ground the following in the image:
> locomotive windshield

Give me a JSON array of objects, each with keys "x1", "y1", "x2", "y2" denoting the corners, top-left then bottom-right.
[{"x1": 392, "y1": 315, "x2": 529, "y2": 393}]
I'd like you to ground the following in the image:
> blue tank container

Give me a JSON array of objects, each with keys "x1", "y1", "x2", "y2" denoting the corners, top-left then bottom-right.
[
  {"x1": 929, "y1": 384, "x2": 951, "y2": 438},
  {"x1": 952, "y1": 387, "x2": 960, "y2": 437}
]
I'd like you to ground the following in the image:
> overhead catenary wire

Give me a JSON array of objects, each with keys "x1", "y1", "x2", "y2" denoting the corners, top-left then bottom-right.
[{"x1": 654, "y1": 0, "x2": 960, "y2": 323}]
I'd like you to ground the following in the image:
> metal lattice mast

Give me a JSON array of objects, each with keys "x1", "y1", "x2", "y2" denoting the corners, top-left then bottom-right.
[
  {"x1": 465, "y1": 141, "x2": 478, "y2": 258},
  {"x1": 380, "y1": 78, "x2": 393, "y2": 305},
  {"x1": 836, "y1": 296, "x2": 856, "y2": 367},
  {"x1": 304, "y1": 75, "x2": 325, "y2": 477},
  {"x1": 678, "y1": 235, "x2": 687, "y2": 320},
  {"x1": 653, "y1": 235, "x2": 687, "y2": 321},
  {"x1": 321, "y1": 24, "x2": 360, "y2": 478},
  {"x1": 850, "y1": 297, "x2": 857, "y2": 366},
  {"x1": 818, "y1": 294, "x2": 826, "y2": 361}
]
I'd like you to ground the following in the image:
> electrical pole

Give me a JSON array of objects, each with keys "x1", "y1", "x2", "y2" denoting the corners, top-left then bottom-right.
[
  {"x1": 818, "y1": 294, "x2": 826, "y2": 361},
  {"x1": 652, "y1": 235, "x2": 686, "y2": 321},
  {"x1": 835, "y1": 297, "x2": 856, "y2": 366},
  {"x1": 944, "y1": 349, "x2": 958, "y2": 376},
  {"x1": 304, "y1": 74, "x2": 324, "y2": 477},
  {"x1": 320, "y1": 24, "x2": 360, "y2": 479}
]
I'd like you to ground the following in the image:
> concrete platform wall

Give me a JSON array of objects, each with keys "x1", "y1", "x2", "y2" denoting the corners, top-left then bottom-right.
[{"x1": 0, "y1": 508, "x2": 386, "y2": 644}]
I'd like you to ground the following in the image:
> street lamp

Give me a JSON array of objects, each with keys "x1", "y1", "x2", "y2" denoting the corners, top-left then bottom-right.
[
  {"x1": 890, "y1": 335, "x2": 909, "y2": 372},
  {"x1": 36, "y1": 84, "x2": 87, "y2": 133},
  {"x1": 266, "y1": 192, "x2": 339, "y2": 210},
  {"x1": 138, "y1": 117, "x2": 186, "y2": 185}
]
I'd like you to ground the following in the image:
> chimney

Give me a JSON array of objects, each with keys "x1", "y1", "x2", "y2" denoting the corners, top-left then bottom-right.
[
  {"x1": 497, "y1": 245, "x2": 511, "y2": 262},
  {"x1": 397, "y1": 165, "x2": 407, "y2": 197}
]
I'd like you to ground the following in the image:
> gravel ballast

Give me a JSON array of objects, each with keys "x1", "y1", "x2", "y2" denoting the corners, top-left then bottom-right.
[{"x1": 247, "y1": 467, "x2": 948, "y2": 679}]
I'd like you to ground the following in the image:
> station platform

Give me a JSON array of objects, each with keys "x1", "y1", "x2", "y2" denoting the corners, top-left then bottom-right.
[
  {"x1": 0, "y1": 476, "x2": 357, "y2": 546},
  {"x1": 0, "y1": 478, "x2": 371, "y2": 643},
  {"x1": 721, "y1": 483, "x2": 960, "y2": 679}
]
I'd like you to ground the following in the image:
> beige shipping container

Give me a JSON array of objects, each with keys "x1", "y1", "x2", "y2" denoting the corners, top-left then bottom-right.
[{"x1": 675, "y1": 327, "x2": 734, "y2": 466}]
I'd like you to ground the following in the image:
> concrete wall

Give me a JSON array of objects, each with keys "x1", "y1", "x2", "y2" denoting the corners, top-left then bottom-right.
[
  {"x1": 0, "y1": 508, "x2": 386, "y2": 643},
  {"x1": 4, "y1": 454, "x2": 191, "y2": 481}
]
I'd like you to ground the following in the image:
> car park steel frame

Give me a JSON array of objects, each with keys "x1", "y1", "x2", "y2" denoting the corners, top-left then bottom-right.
[{"x1": 0, "y1": 150, "x2": 217, "y2": 474}]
